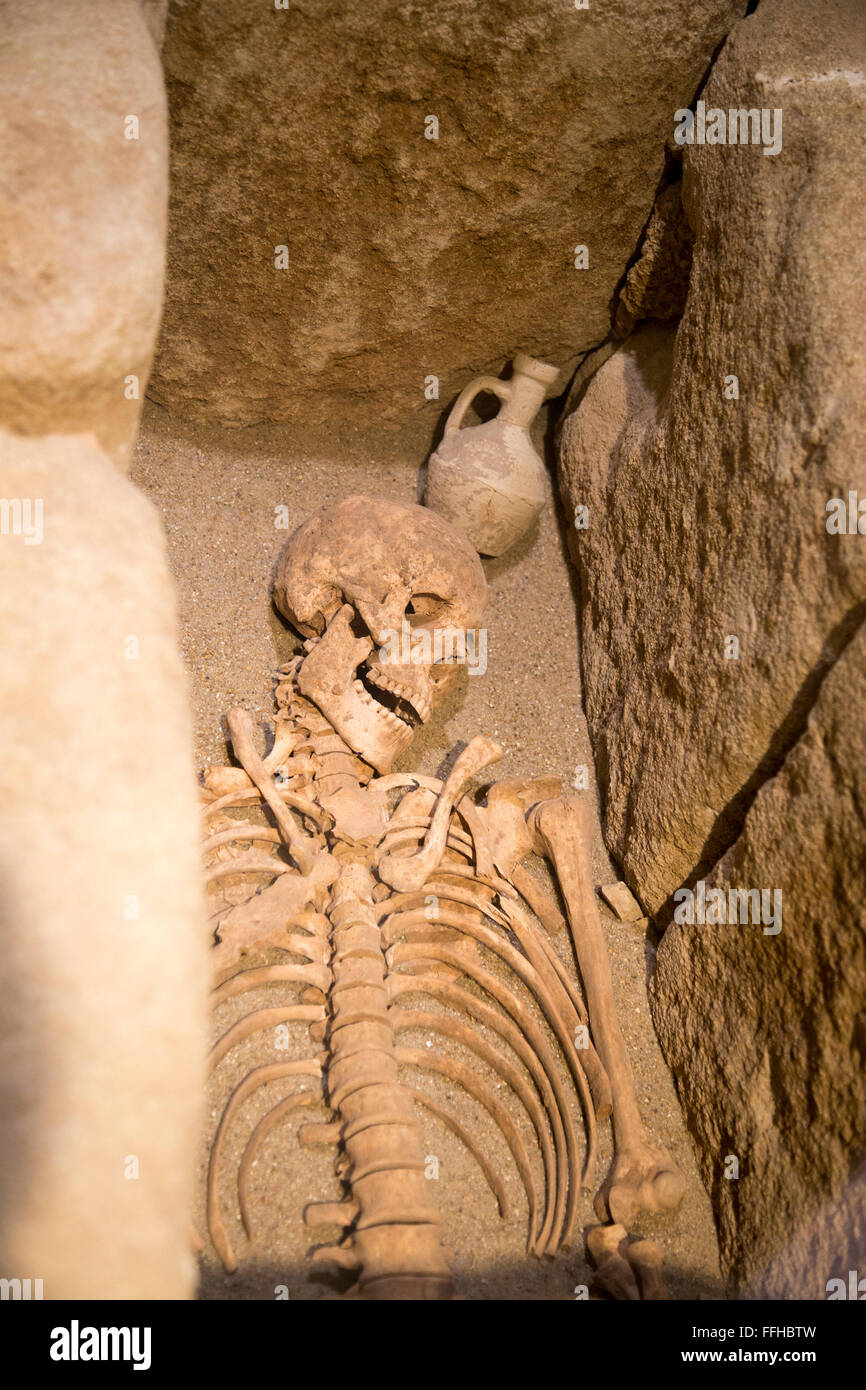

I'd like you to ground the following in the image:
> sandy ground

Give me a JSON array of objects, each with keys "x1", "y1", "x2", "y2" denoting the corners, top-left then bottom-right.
[{"x1": 133, "y1": 398, "x2": 724, "y2": 1301}]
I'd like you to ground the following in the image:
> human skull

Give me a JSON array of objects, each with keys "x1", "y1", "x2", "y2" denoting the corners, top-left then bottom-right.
[{"x1": 273, "y1": 495, "x2": 487, "y2": 772}]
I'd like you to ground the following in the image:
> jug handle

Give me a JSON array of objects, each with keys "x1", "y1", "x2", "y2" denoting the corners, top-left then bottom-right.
[{"x1": 443, "y1": 375, "x2": 512, "y2": 434}]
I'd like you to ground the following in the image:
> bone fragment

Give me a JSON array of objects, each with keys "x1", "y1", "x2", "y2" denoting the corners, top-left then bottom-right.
[
  {"x1": 208, "y1": 1005, "x2": 325, "y2": 1074},
  {"x1": 298, "y1": 1122, "x2": 342, "y2": 1148},
  {"x1": 305, "y1": 1200, "x2": 359, "y2": 1228},
  {"x1": 509, "y1": 861, "x2": 568, "y2": 936},
  {"x1": 586, "y1": 1223, "x2": 640, "y2": 1301},
  {"x1": 627, "y1": 1238, "x2": 669, "y2": 1300},
  {"x1": 211, "y1": 855, "x2": 338, "y2": 974}
]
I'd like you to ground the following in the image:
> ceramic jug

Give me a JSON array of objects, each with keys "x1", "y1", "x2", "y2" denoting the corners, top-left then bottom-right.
[{"x1": 423, "y1": 352, "x2": 559, "y2": 556}]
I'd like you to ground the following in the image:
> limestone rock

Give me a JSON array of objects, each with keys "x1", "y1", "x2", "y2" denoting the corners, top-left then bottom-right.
[
  {"x1": 559, "y1": 0, "x2": 866, "y2": 918},
  {"x1": 651, "y1": 624, "x2": 866, "y2": 1298},
  {"x1": 557, "y1": 0, "x2": 866, "y2": 1294},
  {"x1": 149, "y1": 0, "x2": 745, "y2": 441},
  {"x1": 0, "y1": 1, "x2": 168, "y2": 470},
  {"x1": 0, "y1": 429, "x2": 207, "y2": 1297}
]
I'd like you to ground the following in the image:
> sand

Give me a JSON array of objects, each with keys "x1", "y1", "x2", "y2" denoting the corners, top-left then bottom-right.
[{"x1": 132, "y1": 398, "x2": 723, "y2": 1300}]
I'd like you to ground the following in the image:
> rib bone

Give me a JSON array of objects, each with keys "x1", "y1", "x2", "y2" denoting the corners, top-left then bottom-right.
[
  {"x1": 390, "y1": 973, "x2": 575, "y2": 1252},
  {"x1": 239, "y1": 1091, "x2": 323, "y2": 1237},
  {"x1": 207, "y1": 1060, "x2": 324, "y2": 1272},
  {"x1": 391, "y1": 1008, "x2": 557, "y2": 1249},
  {"x1": 407, "y1": 1088, "x2": 508, "y2": 1218}
]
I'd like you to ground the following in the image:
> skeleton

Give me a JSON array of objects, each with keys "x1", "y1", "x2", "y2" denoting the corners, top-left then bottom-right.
[{"x1": 199, "y1": 494, "x2": 684, "y2": 1298}]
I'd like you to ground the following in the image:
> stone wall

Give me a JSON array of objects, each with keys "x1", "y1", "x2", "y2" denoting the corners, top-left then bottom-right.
[
  {"x1": 148, "y1": 0, "x2": 744, "y2": 442},
  {"x1": 557, "y1": 0, "x2": 866, "y2": 1295}
]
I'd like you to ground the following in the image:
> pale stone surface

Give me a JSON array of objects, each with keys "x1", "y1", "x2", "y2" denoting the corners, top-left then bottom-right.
[
  {"x1": 142, "y1": 0, "x2": 168, "y2": 47},
  {"x1": 0, "y1": 1, "x2": 198, "y2": 1300},
  {"x1": 0, "y1": 431, "x2": 208, "y2": 1298},
  {"x1": 149, "y1": 0, "x2": 744, "y2": 441},
  {"x1": 558, "y1": 0, "x2": 866, "y2": 1294},
  {"x1": 0, "y1": 0, "x2": 168, "y2": 471}
]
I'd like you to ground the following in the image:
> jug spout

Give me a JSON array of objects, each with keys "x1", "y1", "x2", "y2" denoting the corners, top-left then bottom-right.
[{"x1": 498, "y1": 353, "x2": 560, "y2": 427}]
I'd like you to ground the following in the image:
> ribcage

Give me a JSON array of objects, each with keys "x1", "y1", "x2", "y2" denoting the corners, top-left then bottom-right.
[{"x1": 198, "y1": 776, "x2": 604, "y2": 1297}]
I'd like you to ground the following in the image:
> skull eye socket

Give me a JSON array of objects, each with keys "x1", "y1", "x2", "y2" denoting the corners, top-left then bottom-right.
[{"x1": 406, "y1": 593, "x2": 448, "y2": 627}]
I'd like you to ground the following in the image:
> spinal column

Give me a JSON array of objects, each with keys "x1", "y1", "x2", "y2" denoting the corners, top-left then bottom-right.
[{"x1": 321, "y1": 862, "x2": 453, "y2": 1299}]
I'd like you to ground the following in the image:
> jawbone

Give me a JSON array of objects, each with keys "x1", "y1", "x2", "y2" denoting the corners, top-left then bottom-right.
[{"x1": 297, "y1": 604, "x2": 414, "y2": 774}]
